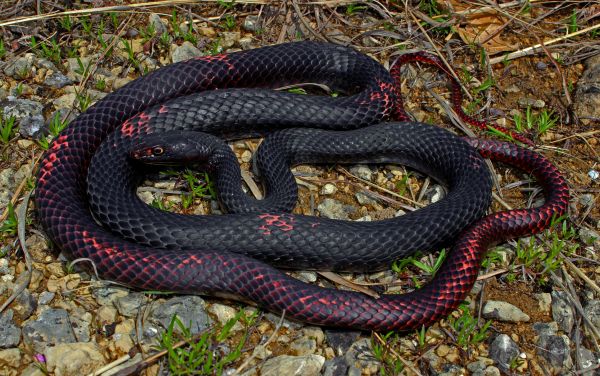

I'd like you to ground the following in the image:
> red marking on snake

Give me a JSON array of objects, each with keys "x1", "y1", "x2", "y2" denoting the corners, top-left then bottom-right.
[
  {"x1": 158, "y1": 105, "x2": 169, "y2": 114},
  {"x1": 121, "y1": 119, "x2": 135, "y2": 137},
  {"x1": 38, "y1": 153, "x2": 58, "y2": 184},
  {"x1": 82, "y1": 230, "x2": 115, "y2": 256},
  {"x1": 39, "y1": 136, "x2": 71, "y2": 183},
  {"x1": 258, "y1": 214, "x2": 294, "y2": 236},
  {"x1": 194, "y1": 54, "x2": 235, "y2": 71},
  {"x1": 49, "y1": 135, "x2": 69, "y2": 152},
  {"x1": 121, "y1": 112, "x2": 152, "y2": 137}
]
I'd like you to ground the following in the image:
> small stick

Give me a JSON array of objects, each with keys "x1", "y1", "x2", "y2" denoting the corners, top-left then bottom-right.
[{"x1": 489, "y1": 23, "x2": 600, "y2": 64}]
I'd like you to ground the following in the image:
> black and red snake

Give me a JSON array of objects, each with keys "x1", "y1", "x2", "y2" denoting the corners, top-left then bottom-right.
[{"x1": 35, "y1": 41, "x2": 569, "y2": 331}]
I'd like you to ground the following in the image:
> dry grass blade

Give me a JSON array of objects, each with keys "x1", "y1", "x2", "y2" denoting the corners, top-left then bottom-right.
[
  {"x1": 0, "y1": 191, "x2": 32, "y2": 314},
  {"x1": 317, "y1": 271, "x2": 381, "y2": 298},
  {"x1": 488, "y1": 22, "x2": 600, "y2": 64}
]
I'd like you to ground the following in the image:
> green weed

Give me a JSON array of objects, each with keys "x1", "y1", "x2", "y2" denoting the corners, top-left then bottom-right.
[
  {"x1": 0, "y1": 39, "x2": 6, "y2": 59},
  {"x1": 0, "y1": 112, "x2": 17, "y2": 144},
  {"x1": 30, "y1": 36, "x2": 62, "y2": 66},
  {"x1": 568, "y1": 9, "x2": 578, "y2": 33},
  {"x1": 81, "y1": 16, "x2": 93, "y2": 35},
  {"x1": 448, "y1": 303, "x2": 491, "y2": 348},
  {"x1": 513, "y1": 106, "x2": 558, "y2": 137},
  {"x1": 217, "y1": 0, "x2": 236, "y2": 9},
  {"x1": 287, "y1": 88, "x2": 307, "y2": 95},
  {"x1": 507, "y1": 218, "x2": 577, "y2": 284},
  {"x1": 76, "y1": 91, "x2": 92, "y2": 112},
  {"x1": 14, "y1": 83, "x2": 24, "y2": 97},
  {"x1": 371, "y1": 332, "x2": 405, "y2": 375},
  {"x1": 184, "y1": 170, "x2": 216, "y2": 200},
  {"x1": 346, "y1": 3, "x2": 367, "y2": 15},
  {"x1": 48, "y1": 112, "x2": 69, "y2": 137},
  {"x1": 0, "y1": 203, "x2": 18, "y2": 236},
  {"x1": 394, "y1": 172, "x2": 411, "y2": 196},
  {"x1": 392, "y1": 250, "x2": 447, "y2": 288},
  {"x1": 158, "y1": 309, "x2": 255, "y2": 375},
  {"x1": 221, "y1": 15, "x2": 236, "y2": 31},
  {"x1": 140, "y1": 23, "x2": 157, "y2": 43},
  {"x1": 59, "y1": 15, "x2": 74, "y2": 31}
]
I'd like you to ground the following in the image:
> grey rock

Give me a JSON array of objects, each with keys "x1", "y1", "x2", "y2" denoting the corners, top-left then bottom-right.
[
  {"x1": 574, "y1": 54, "x2": 600, "y2": 126},
  {"x1": 243, "y1": 15, "x2": 260, "y2": 32},
  {"x1": 467, "y1": 358, "x2": 494, "y2": 373},
  {"x1": 349, "y1": 165, "x2": 373, "y2": 181},
  {"x1": 0, "y1": 348, "x2": 21, "y2": 371},
  {"x1": 38, "y1": 291, "x2": 55, "y2": 305},
  {"x1": 482, "y1": 300, "x2": 530, "y2": 322},
  {"x1": 302, "y1": 327, "x2": 324, "y2": 345},
  {"x1": 207, "y1": 303, "x2": 243, "y2": 332},
  {"x1": 69, "y1": 307, "x2": 92, "y2": 342},
  {"x1": 0, "y1": 258, "x2": 10, "y2": 274},
  {"x1": 172, "y1": 41, "x2": 202, "y2": 63},
  {"x1": 293, "y1": 271, "x2": 317, "y2": 283},
  {"x1": 551, "y1": 291, "x2": 575, "y2": 333},
  {"x1": 34, "y1": 57, "x2": 59, "y2": 72},
  {"x1": 19, "y1": 114, "x2": 45, "y2": 138},
  {"x1": 260, "y1": 354, "x2": 325, "y2": 376},
  {"x1": 145, "y1": 296, "x2": 209, "y2": 337},
  {"x1": 22, "y1": 309, "x2": 77, "y2": 352},
  {"x1": 238, "y1": 36, "x2": 254, "y2": 50},
  {"x1": 422, "y1": 348, "x2": 443, "y2": 372},
  {"x1": 536, "y1": 61, "x2": 548, "y2": 70},
  {"x1": 44, "y1": 72, "x2": 73, "y2": 88},
  {"x1": 222, "y1": 32, "x2": 241, "y2": 48},
  {"x1": 4, "y1": 53, "x2": 34, "y2": 78},
  {"x1": 149, "y1": 13, "x2": 168, "y2": 35},
  {"x1": 91, "y1": 286, "x2": 129, "y2": 306},
  {"x1": 579, "y1": 228, "x2": 599, "y2": 247},
  {"x1": 584, "y1": 300, "x2": 600, "y2": 330},
  {"x1": 290, "y1": 337, "x2": 317, "y2": 355},
  {"x1": 115, "y1": 292, "x2": 146, "y2": 317},
  {"x1": 317, "y1": 198, "x2": 356, "y2": 220},
  {"x1": 320, "y1": 183, "x2": 337, "y2": 195},
  {"x1": 321, "y1": 357, "x2": 348, "y2": 376},
  {"x1": 324, "y1": 329, "x2": 360, "y2": 355},
  {"x1": 579, "y1": 193, "x2": 595, "y2": 207},
  {"x1": 574, "y1": 347, "x2": 598, "y2": 375},
  {"x1": 0, "y1": 168, "x2": 15, "y2": 208},
  {"x1": 474, "y1": 366, "x2": 501, "y2": 376},
  {"x1": 425, "y1": 185, "x2": 445, "y2": 204},
  {"x1": 344, "y1": 338, "x2": 379, "y2": 373},
  {"x1": 355, "y1": 191, "x2": 377, "y2": 205},
  {"x1": 534, "y1": 293, "x2": 552, "y2": 314},
  {"x1": 537, "y1": 334, "x2": 572, "y2": 369},
  {"x1": 21, "y1": 364, "x2": 45, "y2": 376},
  {"x1": 532, "y1": 321, "x2": 558, "y2": 337},
  {"x1": 1, "y1": 98, "x2": 43, "y2": 120},
  {"x1": 65, "y1": 56, "x2": 97, "y2": 80},
  {"x1": 45, "y1": 342, "x2": 105, "y2": 376},
  {"x1": 12, "y1": 287, "x2": 36, "y2": 320},
  {"x1": 439, "y1": 365, "x2": 467, "y2": 376},
  {"x1": 489, "y1": 334, "x2": 519, "y2": 371},
  {"x1": 518, "y1": 97, "x2": 545, "y2": 109},
  {"x1": 0, "y1": 310, "x2": 21, "y2": 349}
]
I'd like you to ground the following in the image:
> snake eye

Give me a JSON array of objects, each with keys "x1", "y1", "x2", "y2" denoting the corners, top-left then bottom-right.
[{"x1": 152, "y1": 146, "x2": 164, "y2": 155}]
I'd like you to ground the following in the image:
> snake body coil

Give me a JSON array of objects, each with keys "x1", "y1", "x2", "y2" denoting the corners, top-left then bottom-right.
[{"x1": 36, "y1": 41, "x2": 569, "y2": 331}]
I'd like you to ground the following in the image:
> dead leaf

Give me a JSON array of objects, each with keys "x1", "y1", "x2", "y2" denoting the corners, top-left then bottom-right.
[{"x1": 446, "y1": 0, "x2": 515, "y2": 55}]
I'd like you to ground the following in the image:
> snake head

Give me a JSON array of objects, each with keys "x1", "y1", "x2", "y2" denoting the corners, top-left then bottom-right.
[{"x1": 129, "y1": 130, "x2": 222, "y2": 167}]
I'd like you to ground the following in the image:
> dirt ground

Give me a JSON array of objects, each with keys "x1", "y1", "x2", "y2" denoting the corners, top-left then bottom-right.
[{"x1": 0, "y1": 1, "x2": 599, "y2": 375}]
